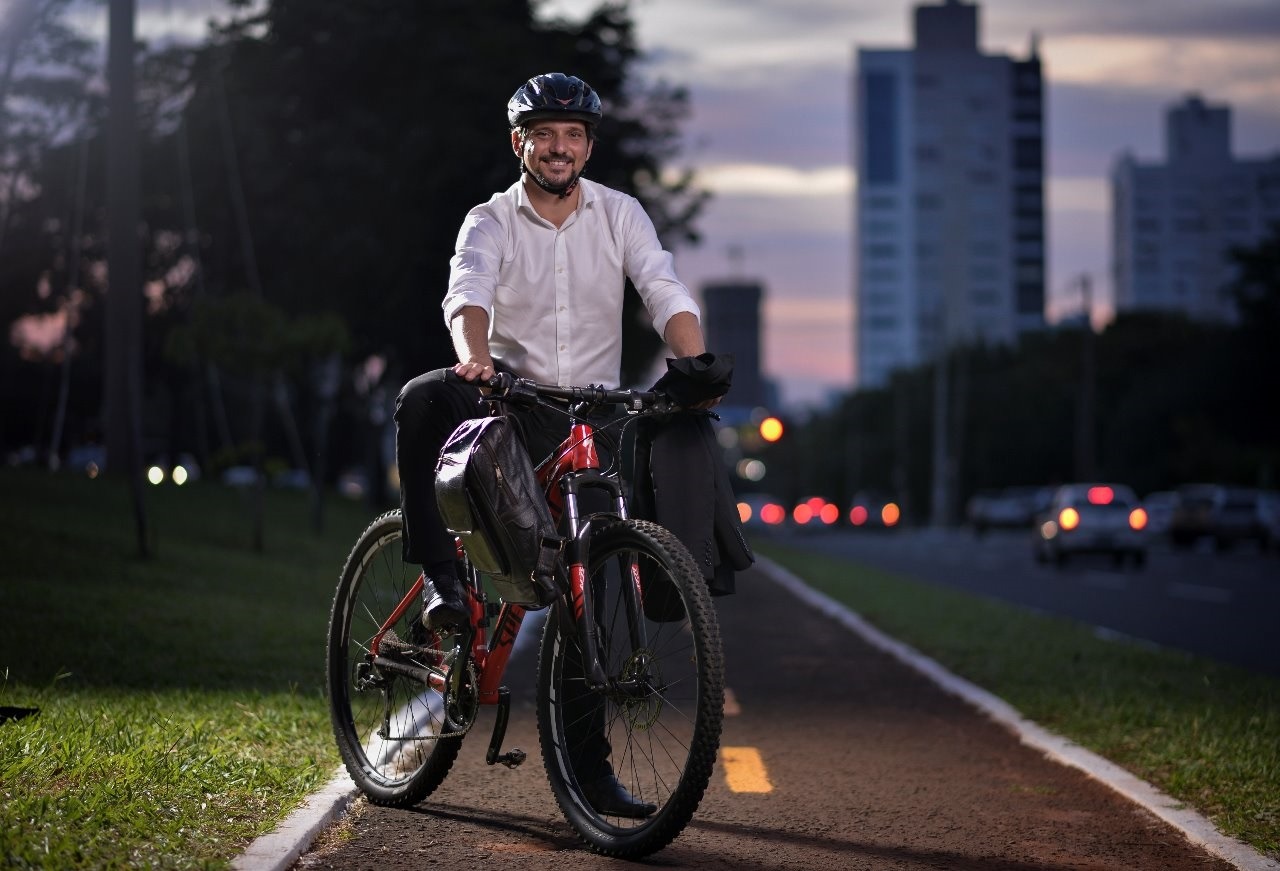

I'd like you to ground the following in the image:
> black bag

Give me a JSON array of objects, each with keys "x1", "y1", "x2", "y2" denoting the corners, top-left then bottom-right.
[{"x1": 434, "y1": 415, "x2": 563, "y2": 608}]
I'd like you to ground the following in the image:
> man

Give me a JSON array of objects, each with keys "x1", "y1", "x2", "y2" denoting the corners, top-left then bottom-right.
[{"x1": 393, "y1": 72, "x2": 711, "y2": 816}]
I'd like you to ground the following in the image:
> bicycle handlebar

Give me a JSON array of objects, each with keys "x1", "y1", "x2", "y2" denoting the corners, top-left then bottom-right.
[{"x1": 444, "y1": 370, "x2": 674, "y2": 413}]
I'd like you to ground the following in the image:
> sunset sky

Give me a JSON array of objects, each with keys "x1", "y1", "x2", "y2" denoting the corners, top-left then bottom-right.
[
  {"x1": 539, "y1": 0, "x2": 1280, "y2": 407},
  {"x1": 121, "y1": 0, "x2": 1280, "y2": 408}
]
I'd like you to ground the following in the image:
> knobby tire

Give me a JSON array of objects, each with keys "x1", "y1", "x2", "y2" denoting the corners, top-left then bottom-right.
[
  {"x1": 536, "y1": 518, "x2": 725, "y2": 858},
  {"x1": 326, "y1": 510, "x2": 463, "y2": 807}
]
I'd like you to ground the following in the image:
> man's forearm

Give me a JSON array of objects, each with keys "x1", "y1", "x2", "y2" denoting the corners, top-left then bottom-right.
[
  {"x1": 450, "y1": 306, "x2": 494, "y2": 367},
  {"x1": 663, "y1": 311, "x2": 706, "y2": 358}
]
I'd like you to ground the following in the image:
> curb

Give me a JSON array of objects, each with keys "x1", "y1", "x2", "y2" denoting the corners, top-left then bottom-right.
[
  {"x1": 755, "y1": 555, "x2": 1279, "y2": 871},
  {"x1": 231, "y1": 767, "x2": 356, "y2": 871}
]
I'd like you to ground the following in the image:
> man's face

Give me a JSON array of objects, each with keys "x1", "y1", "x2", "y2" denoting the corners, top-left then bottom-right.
[{"x1": 514, "y1": 119, "x2": 593, "y2": 194}]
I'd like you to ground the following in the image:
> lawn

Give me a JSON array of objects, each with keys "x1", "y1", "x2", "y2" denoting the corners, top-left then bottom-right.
[
  {"x1": 2, "y1": 468, "x2": 1276, "y2": 867},
  {"x1": 0, "y1": 466, "x2": 373, "y2": 869}
]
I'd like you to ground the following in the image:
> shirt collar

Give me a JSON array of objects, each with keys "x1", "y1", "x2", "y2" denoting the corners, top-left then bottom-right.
[{"x1": 513, "y1": 176, "x2": 596, "y2": 224}]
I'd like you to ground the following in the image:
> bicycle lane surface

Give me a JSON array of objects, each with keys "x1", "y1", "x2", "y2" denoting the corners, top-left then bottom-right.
[{"x1": 292, "y1": 561, "x2": 1243, "y2": 871}]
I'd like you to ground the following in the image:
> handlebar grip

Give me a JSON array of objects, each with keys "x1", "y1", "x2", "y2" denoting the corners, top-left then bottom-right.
[{"x1": 442, "y1": 369, "x2": 511, "y2": 391}]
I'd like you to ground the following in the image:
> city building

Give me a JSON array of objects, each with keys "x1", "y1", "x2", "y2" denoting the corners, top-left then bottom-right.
[
  {"x1": 853, "y1": 0, "x2": 1045, "y2": 389},
  {"x1": 700, "y1": 279, "x2": 772, "y2": 414},
  {"x1": 1111, "y1": 95, "x2": 1280, "y2": 323}
]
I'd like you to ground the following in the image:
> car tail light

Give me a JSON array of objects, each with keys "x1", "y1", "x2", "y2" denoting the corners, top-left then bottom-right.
[
  {"x1": 793, "y1": 504, "x2": 813, "y2": 524},
  {"x1": 820, "y1": 503, "x2": 840, "y2": 525},
  {"x1": 737, "y1": 502, "x2": 752, "y2": 523},
  {"x1": 849, "y1": 505, "x2": 869, "y2": 526},
  {"x1": 1087, "y1": 486, "x2": 1113, "y2": 505},
  {"x1": 882, "y1": 502, "x2": 901, "y2": 527},
  {"x1": 761, "y1": 503, "x2": 786, "y2": 525},
  {"x1": 1059, "y1": 507, "x2": 1080, "y2": 531},
  {"x1": 1129, "y1": 507, "x2": 1148, "y2": 530}
]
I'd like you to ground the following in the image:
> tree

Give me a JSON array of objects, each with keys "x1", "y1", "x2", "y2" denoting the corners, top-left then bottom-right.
[{"x1": 3, "y1": 0, "x2": 708, "y2": 528}]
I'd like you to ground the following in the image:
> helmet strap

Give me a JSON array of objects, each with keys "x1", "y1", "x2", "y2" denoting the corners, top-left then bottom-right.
[{"x1": 521, "y1": 157, "x2": 582, "y2": 200}]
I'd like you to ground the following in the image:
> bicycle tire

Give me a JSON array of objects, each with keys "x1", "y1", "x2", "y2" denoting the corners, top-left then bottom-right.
[
  {"x1": 326, "y1": 509, "x2": 464, "y2": 807},
  {"x1": 536, "y1": 518, "x2": 724, "y2": 858}
]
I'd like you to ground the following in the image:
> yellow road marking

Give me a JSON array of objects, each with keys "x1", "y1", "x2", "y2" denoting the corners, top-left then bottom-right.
[
  {"x1": 723, "y1": 686, "x2": 742, "y2": 716},
  {"x1": 721, "y1": 746, "x2": 773, "y2": 793}
]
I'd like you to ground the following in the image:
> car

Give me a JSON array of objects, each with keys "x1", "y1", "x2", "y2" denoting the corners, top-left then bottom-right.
[
  {"x1": 1259, "y1": 491, "x2": 1280, "y2": 554},
  {"x1": 1208, "y1": 486, "x2": 1267, "y2": 551},
  {"x1": 736, "y1": 493, "x2": 788, "y2": 531},
  {"x1": 1141, "y1": 490, "x2": 1180, "y2": 538},
  {"x1": 1169, "y1": 483, "x2": 1220, "y2": 548},
  {"x1": 848, "y1": 490, "x2": 902, "y2": 530},
  {"x1": 1032, "y1": 483, "x2": 1148, "y2": 568},
  {"x1": 791, "y1": 496, "x2": 841, "y2": 531},
  {"x1": 969, "y1": 485, "x2": 1047, "y2": 535}
]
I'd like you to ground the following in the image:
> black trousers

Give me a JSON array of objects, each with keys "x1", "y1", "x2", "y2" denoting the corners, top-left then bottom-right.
[
  {"x1": 393, "y1": 368, "x2": 486, "y2": 566},
  {"x1": 393, "y1": 367, "x2": 614, "y2": 781}
]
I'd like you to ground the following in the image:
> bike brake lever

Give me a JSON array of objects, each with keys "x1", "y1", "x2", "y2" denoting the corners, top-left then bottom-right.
[{"x1": 506, "y1": 377, "x2": 539, "y2": 407}]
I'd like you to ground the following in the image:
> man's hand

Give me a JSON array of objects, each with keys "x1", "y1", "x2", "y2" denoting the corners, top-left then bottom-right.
[{"x1": 453, "y1": 359, "x2": 495, "y2": 383}]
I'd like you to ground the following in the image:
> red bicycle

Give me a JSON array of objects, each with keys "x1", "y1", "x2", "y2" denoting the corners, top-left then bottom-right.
[{"x1": 325, "y1": 374, "x2": 724, "y2": 858}]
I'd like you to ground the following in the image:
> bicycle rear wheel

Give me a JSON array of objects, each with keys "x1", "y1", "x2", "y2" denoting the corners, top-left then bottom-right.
[
  {"x1": 536, "y1": 518, "x2": 724, "y2": 858},
  {"x1": 326, "y1": 510, "x2": 464, "y2": 807}
]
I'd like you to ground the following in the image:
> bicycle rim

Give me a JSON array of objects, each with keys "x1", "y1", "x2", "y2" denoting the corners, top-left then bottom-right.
[
  {"x1": 536, "y1": 518, "x2": 724, "y2": 858},
  {"x1": 326, "y1": 510, "x2": 463, "y2": 807}
]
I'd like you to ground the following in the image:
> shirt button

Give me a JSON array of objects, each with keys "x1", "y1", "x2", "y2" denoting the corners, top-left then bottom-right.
[
  {"x1": 558, "y1": 306, "x2": 566, "y2": 312},
  {"x1": 559, "y1": 344, "x2": 566, "y2": 351}
]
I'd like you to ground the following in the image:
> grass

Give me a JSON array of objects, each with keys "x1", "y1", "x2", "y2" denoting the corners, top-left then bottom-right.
[
  {"x1": 754, "y1": 539, "x2": 1280, "y2": 860},
  {"x1": 0, "y1": 466, "x2": 373, "y2": 869},
  {"x1": 2, "y1": 468, "x2": 1276, "y2": 866}
]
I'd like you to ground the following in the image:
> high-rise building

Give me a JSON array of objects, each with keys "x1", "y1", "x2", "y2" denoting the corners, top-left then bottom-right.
[
  {"x1": 1111, "y1": 95, "x2": 1280, "y2": 323},
  {"x1": 701, "y1": 280, "x2": 769, "y2": 411},
  {"x1": 854, "y1": 0, "x2": 1045, "y2": 388}
]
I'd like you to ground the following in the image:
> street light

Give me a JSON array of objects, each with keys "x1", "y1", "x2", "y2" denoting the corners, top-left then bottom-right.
[{"x1": 759, "y1": 416, "x2": 783, "y2": 443}]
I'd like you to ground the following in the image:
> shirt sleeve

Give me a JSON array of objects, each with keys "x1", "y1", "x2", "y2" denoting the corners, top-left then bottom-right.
[
  {"x1": 442, "y1": 204, "x2": 507, "y2": 327},
  {"x1": 619, "y1": 196, "x2": 701, "y2": 339}
]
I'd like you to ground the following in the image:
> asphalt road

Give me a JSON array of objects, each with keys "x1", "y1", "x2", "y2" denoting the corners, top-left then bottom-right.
[
  {"x1": 769, "y1": 526, "x2": 1280, "y2": 676},
  {"x1": 294, "y1": 560, "x2": 1245, "y2": 870}
]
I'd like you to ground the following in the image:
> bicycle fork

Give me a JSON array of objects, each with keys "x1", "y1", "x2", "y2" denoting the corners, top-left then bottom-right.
[{"x1": 561, "y1": 477, "x2": 651, "y2": 693}]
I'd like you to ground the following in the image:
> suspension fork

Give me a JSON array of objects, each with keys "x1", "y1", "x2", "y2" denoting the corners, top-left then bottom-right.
[
  {"x1": 560, "y1": 477, "x2": 650, "y2": 690},
  {"x1": 564, "y1": 514, "x2": 609, "y2": 690}
]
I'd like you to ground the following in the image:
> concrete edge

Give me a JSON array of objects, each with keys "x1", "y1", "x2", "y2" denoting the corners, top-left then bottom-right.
[
  {"x1": 231, "y1": 766, "x2": 357, "y2": 871},
  {"x1": 755, "y1": 554, "x2": 1280, "y2": 871}
]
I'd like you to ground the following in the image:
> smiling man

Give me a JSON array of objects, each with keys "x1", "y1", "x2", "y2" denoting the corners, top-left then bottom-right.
[{"x1": 392, "y1": 72, "x2": 709, "y2": 817}]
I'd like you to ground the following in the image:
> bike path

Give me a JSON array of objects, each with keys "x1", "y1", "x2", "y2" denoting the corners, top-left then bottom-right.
[{"x1": 240, "y1": 558, "x2": 1275, "y2": 870}]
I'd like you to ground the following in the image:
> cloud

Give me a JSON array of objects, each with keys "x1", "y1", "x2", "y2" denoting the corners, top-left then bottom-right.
[
  {"x1": 1041, "y1": 34, "x2": 1280, "y2": 118},
  {"x1": 681, "y1": 163, "x2": 853, "y2": 197},
  {"x1": 1048, "y1": 177, "x2": 1107, "y2": 213},
  {"x1": 985, "y1": 0, "x2": 1280, "y2": 42}
]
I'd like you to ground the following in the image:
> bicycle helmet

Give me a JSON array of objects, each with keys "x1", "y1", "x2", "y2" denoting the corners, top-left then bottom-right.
[{"x1": 507, "y1": 73, "x2": 602, "y2": 129}]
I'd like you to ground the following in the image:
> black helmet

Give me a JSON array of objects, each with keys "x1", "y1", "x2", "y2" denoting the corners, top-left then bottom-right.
[{"x1": 507, "y1": 73, "x2": 602, "y2": 129}]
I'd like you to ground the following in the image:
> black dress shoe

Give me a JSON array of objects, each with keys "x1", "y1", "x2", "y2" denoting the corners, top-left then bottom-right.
[
  {"x1": 422, "y1": 574, "x2": 468, "y2": 630},
  {"x1": 580, "y1": 774, "x2": 657, "y2": 818}
]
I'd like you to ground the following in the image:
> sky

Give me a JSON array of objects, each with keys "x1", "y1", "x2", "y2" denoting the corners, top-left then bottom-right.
[
  {"x1": 534, "y1": 0, "x2": 1280, "y2": 409},
  {"x1": 122, "y1": 0, "x2": 1280, "y2": 410}
]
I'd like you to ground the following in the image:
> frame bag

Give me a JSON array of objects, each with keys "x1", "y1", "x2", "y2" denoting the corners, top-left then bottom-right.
[{"x1": 434, "y1": 415, "x2": 563, "y2": 608}]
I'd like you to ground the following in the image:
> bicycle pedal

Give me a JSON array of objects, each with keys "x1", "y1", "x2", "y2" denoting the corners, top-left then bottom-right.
[{"x1": 495, "y1": 748, "x2": 526, "y2": 769}]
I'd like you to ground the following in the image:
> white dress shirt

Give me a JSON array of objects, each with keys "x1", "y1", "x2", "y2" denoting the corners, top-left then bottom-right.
[{"x1": 443, "y1": 177, "x2": 700, "y2": 388}]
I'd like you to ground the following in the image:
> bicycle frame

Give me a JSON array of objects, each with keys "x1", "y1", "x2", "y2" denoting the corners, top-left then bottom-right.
[{"x1": 367, "y1": 412, "x2": 649, "y2": 755}]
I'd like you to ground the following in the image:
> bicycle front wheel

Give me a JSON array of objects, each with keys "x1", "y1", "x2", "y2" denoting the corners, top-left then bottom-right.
[
  {"x1": 536, "y1": 518, "x2": 724, "y2": 858},
  {"x1": 326, "y1": 510, "x2": 463, "y2": 807}
]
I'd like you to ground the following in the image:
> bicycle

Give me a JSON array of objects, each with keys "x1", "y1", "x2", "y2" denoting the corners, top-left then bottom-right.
[{"x1": 326, "y1": 372, "x2": 725, "y2": 858}]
